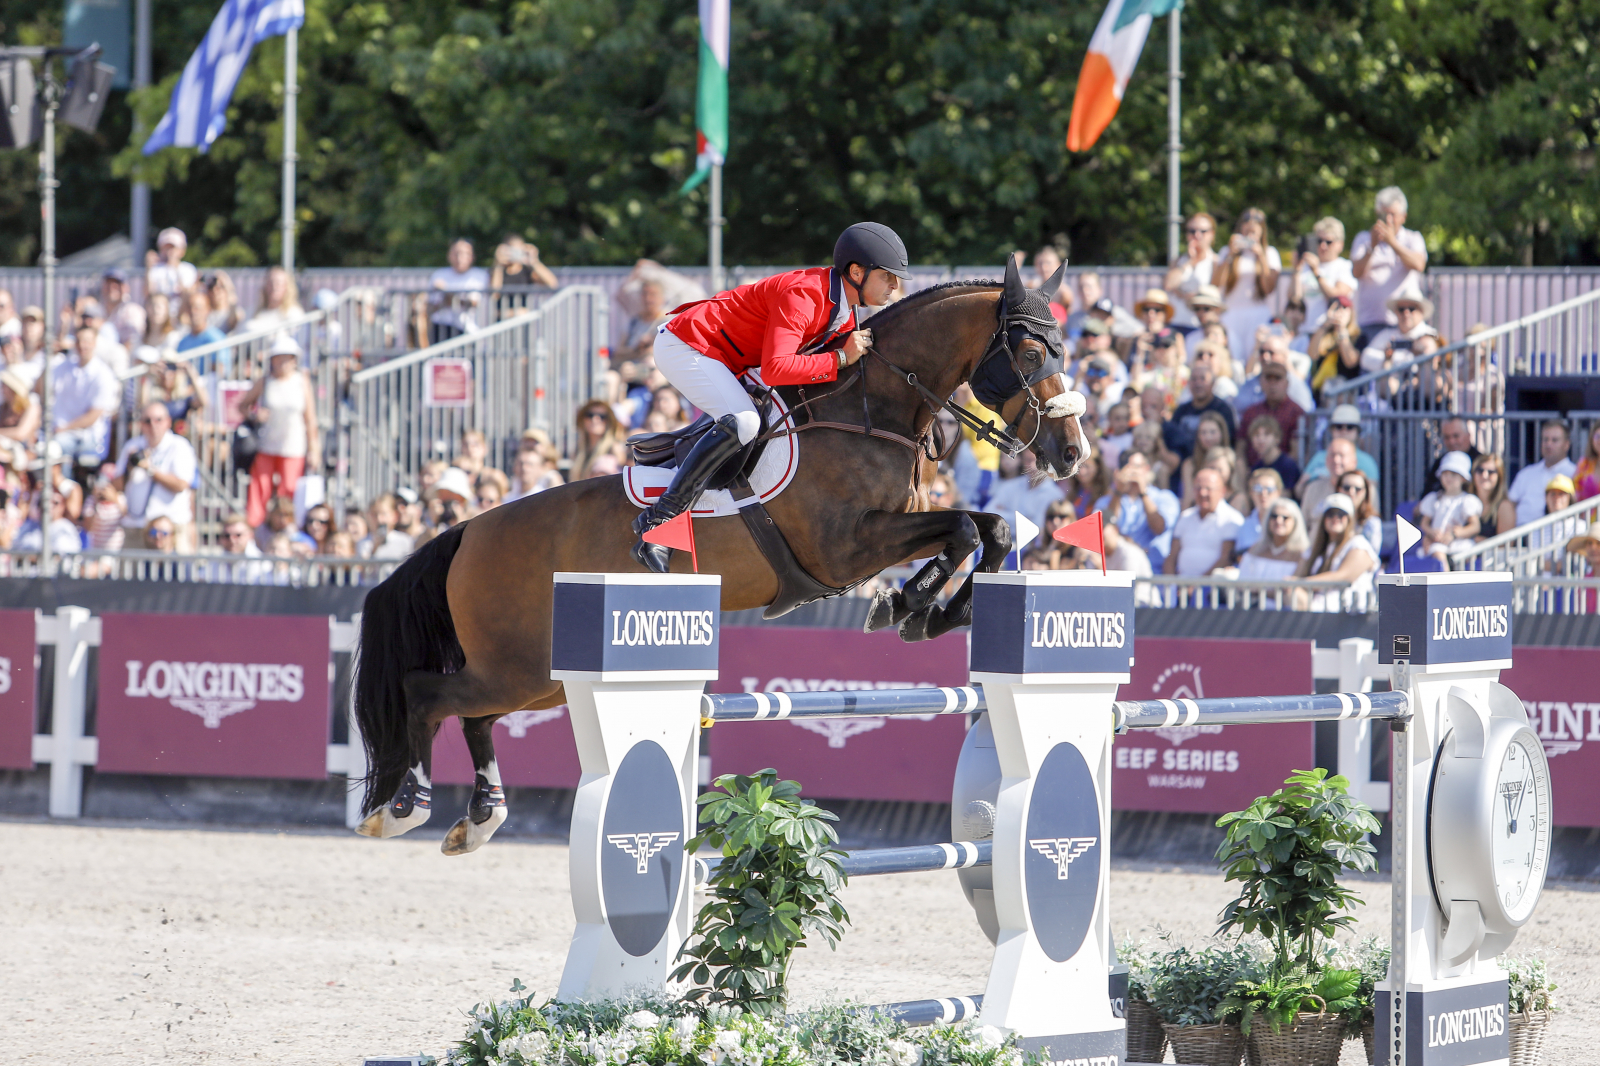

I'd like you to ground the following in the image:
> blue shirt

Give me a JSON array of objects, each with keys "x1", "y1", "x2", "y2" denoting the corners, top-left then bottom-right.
[
  {"x1": 176, "y1": 326, "x2": 226, "y2": 353},
  {"x1": 1235, "y1": 373, "x2": 1314, "y2": 415},
  {"x1": 1302, "y1": 447, "x2": 1381, "y2": 485},
  {"x1": 1234, "y1": 511, "x2": 1265, "y2": 554},
  {"x1": 1094, "y1": 488, "x2": 1181, "y2": 571}
]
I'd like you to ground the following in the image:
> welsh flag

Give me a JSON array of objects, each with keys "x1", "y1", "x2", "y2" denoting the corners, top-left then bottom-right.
[
  {"x1": 1066, "y1": 0, "x2": 1182, "y2": 152},
  {"x1": 681, "y1": 0, "x2": 730, "y2": 193}
]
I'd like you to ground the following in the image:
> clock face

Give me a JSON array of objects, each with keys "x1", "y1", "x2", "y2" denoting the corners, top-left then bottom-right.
[{"x1": 1490, "y1": 735, "x2": 1551, "y2": 921}]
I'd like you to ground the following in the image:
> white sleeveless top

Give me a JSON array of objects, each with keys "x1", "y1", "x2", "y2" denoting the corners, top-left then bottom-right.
[{"x1": 257, "y1": 372, "x2": 308, "y2": 457}]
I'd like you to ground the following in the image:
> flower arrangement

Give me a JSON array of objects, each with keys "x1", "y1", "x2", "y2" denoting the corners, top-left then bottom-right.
[
  {"x1": 1501, "y1": 955, "x2": 1559, "y2": 1015},
  {"x1": 439, "y1": 985, "x2": 1038, "y2": 1066}
]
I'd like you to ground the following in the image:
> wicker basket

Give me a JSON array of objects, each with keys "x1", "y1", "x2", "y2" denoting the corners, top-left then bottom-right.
[
  {"x1": 1161, "y1": 1021, "x2": 1245, "y2": 1066},
  {"x1": 1509, "y1": 1009, "x2": 1553, "y2": 1066},
  {"x1": 1243, "y1": 1011, "x2": 1346, "y2": 1066},
  {"x1": 1362, "y1": 1022, "x2": 1375, "y2": 1065},
  {"x1": 1125, "y1": 998, "x2": 1168, "y2": 1064}
]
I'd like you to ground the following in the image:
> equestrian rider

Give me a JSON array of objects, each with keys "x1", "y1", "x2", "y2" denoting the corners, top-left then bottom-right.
[{"x1": 631, "y1": 222, "x2": 913, "y2": 572}]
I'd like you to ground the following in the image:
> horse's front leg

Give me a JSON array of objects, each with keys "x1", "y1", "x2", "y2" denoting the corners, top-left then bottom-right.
[
  {"x1": 923, "y1": 510, "x2": 1014, "y2": 639},
  {"x1": 859, "y1": 509, "x2": 982, "y2": 640}
]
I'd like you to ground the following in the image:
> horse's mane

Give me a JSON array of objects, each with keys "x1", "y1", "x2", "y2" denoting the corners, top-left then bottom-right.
[{"x1": 867, "y1": 279, "x2": 1001, "y2": 333}]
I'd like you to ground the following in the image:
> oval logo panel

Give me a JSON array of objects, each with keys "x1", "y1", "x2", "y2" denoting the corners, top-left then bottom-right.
[
  {"x1": 600, "y1": 740, "x2": 685, "y2": 957},
  {"x1": 1024, "y1": 742, "x2": 1101, "y2": 962}
]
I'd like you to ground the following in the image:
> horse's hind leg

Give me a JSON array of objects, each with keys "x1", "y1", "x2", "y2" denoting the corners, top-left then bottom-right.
[
  {"x1": 860, "y1": 510, "x2": 982, "y2": 636},
  {"x1": 441, "y1": 714, "x2": 509, "y2": 856}
]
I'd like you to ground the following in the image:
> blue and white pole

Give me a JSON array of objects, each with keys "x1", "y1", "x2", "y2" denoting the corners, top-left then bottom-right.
[{"x1": 551, "y1": 572, "x2": 722, "y2": 1001}]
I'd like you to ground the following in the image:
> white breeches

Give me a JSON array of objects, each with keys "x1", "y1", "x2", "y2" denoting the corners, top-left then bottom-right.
[{"x1": 653, "y1": 326, "x2": 761, "y2": 444}]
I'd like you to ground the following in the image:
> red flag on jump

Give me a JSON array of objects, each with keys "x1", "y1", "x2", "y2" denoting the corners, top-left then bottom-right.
[
  {"x1": 1053, "y1": 509, "x2": 1107, "y2": 575},
  {"x1": 642, "y1": 511, "x2": 698, "y2": 573}
]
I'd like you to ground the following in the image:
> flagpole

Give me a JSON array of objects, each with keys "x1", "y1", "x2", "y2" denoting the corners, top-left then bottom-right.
[
  {"x1": 280, "y1": 26, "x2": 298, "y2": 272},
  {"x1": 1166, "y1": 7, "x2": 1181, "y2": 264},
  {"x1": 709, "y1": 163, "x2": 724, "y2": 294}
]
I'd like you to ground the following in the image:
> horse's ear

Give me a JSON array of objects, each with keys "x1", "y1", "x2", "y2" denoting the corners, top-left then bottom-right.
[
  {"x1": 1004, "y1": 255, "x2": 1026, "y2": 304},
  {"x1": 1042, "y1": 262, "x2": 1068, "y2": 301}
]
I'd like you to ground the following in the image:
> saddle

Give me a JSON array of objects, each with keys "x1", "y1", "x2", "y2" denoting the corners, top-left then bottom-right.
[{"x1": 627, "y1": 378, "x2": 854, "y2": 618}]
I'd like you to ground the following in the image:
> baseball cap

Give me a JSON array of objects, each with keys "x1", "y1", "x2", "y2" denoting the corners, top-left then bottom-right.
[
  {"x1": 102, "y1": 267, "x2": 129, "y2": 283},
  {"x1": 1081, "y1": 317, "x2": 1110, "y2": 337},
  {"x1": 1437, "y1": 451, "x2": 1472, "y2": 480},
  {"x1": 156, "y1": 227, "x2": 187, "y2": 249},
  {"x1": 1189, "y1": 284, "x2": 1223, "y2": 309},
  {"x1": 1319, "y1": 493, "x2": 1355, "y2": 517},
  {"x1": 1546, "y1": 474, "x2": 1576, "y2": 497},
  {"x1": 1086, "y1": 359, "x2": 1111, "y2": 377},
  {"x1": 1091, "y1": 297, "x2": 1115, "y2": 316},
  {"x1": 20, "y1": 305, "x2": 43, "y2": 321},
  {"x1": 1329, "y1": 404, "x2": 1362, "y2": 427},
  {"x1": 395, "y1": 486, "x2": 420, "y2": 507}
]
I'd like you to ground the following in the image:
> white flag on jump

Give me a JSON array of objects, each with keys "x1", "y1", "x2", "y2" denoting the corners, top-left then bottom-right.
[
  {"x1": 1396, "y1": 513, "x2": 1422, "y2": 573},
  {"x1": 143, "y1": 0, "x2": 304, "y2": 155},
  {"x1": 1014, "y1": 511, "x2": 1041, "y2": 568}
]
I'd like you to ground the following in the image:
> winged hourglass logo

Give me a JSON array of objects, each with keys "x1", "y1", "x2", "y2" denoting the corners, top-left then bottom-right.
[
  {"x1": 607, "y1": 831, "x2": 681, "y2": 874},
  {"x1": 1028, "y1": 837, "x2": 1098, "y2": 880}
]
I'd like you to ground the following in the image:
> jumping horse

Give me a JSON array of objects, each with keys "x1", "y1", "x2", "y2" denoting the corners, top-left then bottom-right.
[{"x1": 353, "y1": 257, "x2": 1089, "y2": 853}]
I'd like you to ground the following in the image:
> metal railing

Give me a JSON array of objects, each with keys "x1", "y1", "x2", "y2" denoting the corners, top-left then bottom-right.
[
  {"x1": 346, "y1": 286, "x2": 607, "y2": 506},
  {"x1": 1294, "y1": 409, "x2": 1600, "y2": 517},
  {"x1": 1448, "y1": 494, "x2": 1600, "y2": 577},
  {"x1": 0, "y1": 548, "x2": 394, "y2": 585},
  {"x1": 1511, "y1": 577, "x2": 1600, "y2": 615},
  {"x1": 1322, "y1": 286, "x2": 1600, "y2": 416},
  {"x1": 1137, "y1": 574, "x2": 1368, "y2": 612}
]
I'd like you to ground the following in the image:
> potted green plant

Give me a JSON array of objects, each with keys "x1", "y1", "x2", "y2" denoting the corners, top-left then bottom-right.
[
  {"x1": 1502, "y1": 954, "x2": 1558, "y2": 1066},
  {"x1": 1340, "y1": 937, "x2": 1391, "y2": 1064},
  {"x1": 1116, "y1": 936, "x2": 1167, "y2": 1064},
  {"x1": 1213, "y1": 768, "x2": 1381, "y2": 1066},
  {"x1": 671, "y1": 768, "x2": 850, "y2": 1016},
  {"x1": 1145, "y1": 942, "x2": 1259, "y2": 1066}
]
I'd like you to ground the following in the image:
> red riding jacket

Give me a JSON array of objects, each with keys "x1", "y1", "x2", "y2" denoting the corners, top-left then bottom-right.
[{"x1": 665, "y1": 267, "x2": 857, "y2": 386}]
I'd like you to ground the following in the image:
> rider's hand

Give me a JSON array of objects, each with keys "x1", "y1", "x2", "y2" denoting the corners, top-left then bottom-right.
[{"x1": 841, "y1": 328, "x2": 873, "y2": 365}]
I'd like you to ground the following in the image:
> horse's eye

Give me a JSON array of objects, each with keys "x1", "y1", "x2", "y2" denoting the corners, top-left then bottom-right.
[{"x1": 1018, "y1": 341, "x2": 1045, "y2": 372}]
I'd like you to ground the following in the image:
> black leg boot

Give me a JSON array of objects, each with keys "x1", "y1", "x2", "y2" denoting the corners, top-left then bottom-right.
[{"x1": 631, "y1": 414, "x2": 746, "y2": 573}]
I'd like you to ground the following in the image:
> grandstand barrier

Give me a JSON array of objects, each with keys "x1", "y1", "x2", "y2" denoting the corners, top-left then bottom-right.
[{"x1": 553, "y1": 569, "x2": 1539, "y2": 1066}]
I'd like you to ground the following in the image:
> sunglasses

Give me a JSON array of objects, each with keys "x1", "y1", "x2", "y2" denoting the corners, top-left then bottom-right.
[
  {"x1": 1325, "y1": 511, "x2": 1350, "y2": 521},
  {"x1": 150, "y1": 528, "x2": 173, "y2": 538},
  {"x1": 1395, "y1": 305, "x2": 1424, "y2": 314},
  {"x1": 1268, "y1": 513, "x2": 1295, "y2": 523},
  {"x1": 583, "y1": 411, "x2": 609, "y2": 421},
  {"x1": 1186, "y1": 227, "x2": 1213, "y2": 235},
  {"x1": 1474, "y1": 467, "x2": 1498, "y2": 478},
  {"x1": 1331, "y1": 424, "x2": 1359, "y2": 431},
  {"x1": 306, "y1": 516, "x2": 330, "y2": 525},
  {"x1": 476, "y1": 496, "x2": 499, "y2": 506},
  {"x1": 1316, "y1": 237, "x2": 1338, "y2": 246},
  {"x1": 1339, "y1": 483, "x2": 1365, "y2": 493}
]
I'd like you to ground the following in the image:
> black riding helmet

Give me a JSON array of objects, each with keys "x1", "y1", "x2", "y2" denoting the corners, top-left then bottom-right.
[{"x1": 833, "y1": 222, "x2": 912, "y2": 300}]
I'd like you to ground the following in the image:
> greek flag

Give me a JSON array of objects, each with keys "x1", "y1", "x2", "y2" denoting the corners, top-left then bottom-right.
[{"x1": 142, "y1": 0, "x2": 304, "y2": 155}]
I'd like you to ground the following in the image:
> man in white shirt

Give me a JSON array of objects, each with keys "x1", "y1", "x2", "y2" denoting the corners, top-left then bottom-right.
[
  {"x1": 1360, "y1": 281, "x2": 1438, "y2": 374},
  {"x1": 114, "y1": 403, "x2": 197, "y2": 536},
  {"x1": 427, "y1": 238, "x2": 492, "y2": 341},
  {"x1": 1506, "y1": 420, "x2": 1578, "y2": 527},
  {"x1": 1165, "y1": 468, "x2": 1244, "y2": 576},
  {"x1": 50, "y1": 326, "x2": 122, "y2": 465},
  {"x1": 77, "y1": 299, "x2": 130, "y2": 378},
  {"x1": 1349, "y1": 186, "x2": 1427, "y2": 340},
  {"x1": 146, "y1": 227, "x2": 199, "y2": 297}
]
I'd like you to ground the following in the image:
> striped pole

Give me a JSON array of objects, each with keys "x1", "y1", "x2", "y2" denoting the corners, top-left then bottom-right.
[
  {"x1": 696, "y1": 840, "x2": 990, "y2": 885},
  {"x1": 1114, "y1": 690, "x2": 1410, "y2": 730},
  {"x1": 862, "y1": 995, "x2": 984, "y2": 1026},
  {"x1": 702, "y1": 686, "x2": 983, "y2": 721}
]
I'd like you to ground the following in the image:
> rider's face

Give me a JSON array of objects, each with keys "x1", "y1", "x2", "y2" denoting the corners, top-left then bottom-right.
[{"x1": 854, "y1": 267, "x2": 901, "y2": 307}]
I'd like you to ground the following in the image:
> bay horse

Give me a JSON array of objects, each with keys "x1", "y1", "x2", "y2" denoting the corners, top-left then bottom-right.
[{"x1": 353, "y1": 258, "x2": 1088, "y2": 853}]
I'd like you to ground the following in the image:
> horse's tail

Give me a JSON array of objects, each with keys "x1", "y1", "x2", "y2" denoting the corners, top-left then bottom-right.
[{"x1": 354, "y1": 523, "x2": 468, "y2": 815}]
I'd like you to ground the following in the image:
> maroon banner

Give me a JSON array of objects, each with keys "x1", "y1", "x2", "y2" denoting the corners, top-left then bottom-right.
[
  {"x1": 96, "y1": 613, "x2": 331, "y2": 779},
  {"x1": 1113, "y1": 637, "x2": 1315, "y2": 814},
  {"x1": 1500, "y1": 645, "x2": 1600, "y2": 828},
  {"x1": 431, "y1": 708, "x2": 581, "y2": 788},
  {"x1": 0, "y1": 608, "x2": 35, "y2": 770},
  {"x1": 708, "y1": 626, "x2": 971, "y2": 803}
]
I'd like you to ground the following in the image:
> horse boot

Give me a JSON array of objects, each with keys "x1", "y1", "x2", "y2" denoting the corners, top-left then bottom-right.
[{"x1": 631, "y1": 413, "x2": 746, "y2": 573}]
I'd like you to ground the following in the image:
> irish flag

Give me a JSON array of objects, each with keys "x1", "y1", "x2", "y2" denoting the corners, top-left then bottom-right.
[
  {"x1": 1066, "y1": 0, "x2": 1181, "y2": 152},
  {"x1": 681, "y1": 0, "x2": 730, "y2": 193}
]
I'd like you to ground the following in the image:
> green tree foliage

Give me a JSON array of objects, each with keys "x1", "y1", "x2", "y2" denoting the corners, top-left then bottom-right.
[{"x1": 1, "y1": 0, "x2": 1596, "y2": 266}]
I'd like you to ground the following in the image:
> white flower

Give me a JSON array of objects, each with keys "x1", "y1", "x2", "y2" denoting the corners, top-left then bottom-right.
[
  {"x1": 626, "y1": 1010, "x2": 662, "y2": 1030},
  {"x1": 977, "y1": 1026, "x2": 1007, "y2": 1050},
  {"x1": 673, "y1": 1016, "x2": 701, "y2": 1044},
  {"x1": 713, "y1": 1030, "x2": 744, "y2": 1054},
  {"x1": 885, "y1": 1040, "x2": 921, "y2": 1066}
]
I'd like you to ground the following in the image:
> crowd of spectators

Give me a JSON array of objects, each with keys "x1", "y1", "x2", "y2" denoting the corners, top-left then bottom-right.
[{"x1": 0, "y1": 199, "x2": 1595, "y2": 604}]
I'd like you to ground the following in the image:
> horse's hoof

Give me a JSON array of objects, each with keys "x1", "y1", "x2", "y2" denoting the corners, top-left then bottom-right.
[
  {"x1": 926, "y1": 601, "x2": 971, "y2": 639},
  {"x1": 863, "y1": 589, "x2": 900, "y2": 633},
  {"x1": 441, "y1": 804, "x2": 507, "y2": 855},
  {"x1": 355, "y1": 803, "x2": 431, "y2": 839},
  {"x1": 898, "y1": 606, "x2": 935, "y2": 643}
]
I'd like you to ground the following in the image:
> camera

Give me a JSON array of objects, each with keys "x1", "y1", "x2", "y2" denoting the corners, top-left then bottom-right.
[{"x1": 1295, "y1": 234, "x2": 1316, "y2": 260}]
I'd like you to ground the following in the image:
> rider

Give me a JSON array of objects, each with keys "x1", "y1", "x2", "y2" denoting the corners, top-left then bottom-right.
[{"x1": 630, "y1": 222, "x2": 912, "y2": 572}]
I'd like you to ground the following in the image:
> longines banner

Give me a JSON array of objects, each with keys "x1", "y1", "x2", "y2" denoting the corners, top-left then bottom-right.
[
  {"x1": 1111, "y1": 637, "x2": 1315, "y2": 814},
  {"x1": 0, "y1": 608, "x2": 35, "y2": 770},
  {"x1": 708, "y1": 626, "x2": 972, "y2": 804},
  {"x1": 1500, "y1": 645, "x2": 1600, "y2": 828},
  {"x1": 95, "y1": 613, "x2": 331, "y2": 779}
]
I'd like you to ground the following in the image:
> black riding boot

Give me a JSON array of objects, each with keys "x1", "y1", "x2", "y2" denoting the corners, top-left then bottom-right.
[{"x1": 631, "y1": 414, "x2": 746, "y2": 573}]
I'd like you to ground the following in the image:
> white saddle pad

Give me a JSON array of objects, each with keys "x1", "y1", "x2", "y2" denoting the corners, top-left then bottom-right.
[{"x1": 622, "y1": 380, "x2": 799, "y2": 518}]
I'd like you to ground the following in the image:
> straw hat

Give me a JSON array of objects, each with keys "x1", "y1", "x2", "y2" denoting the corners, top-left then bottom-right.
[
  {"x1": 1134, "y1": 288, "x2": 1174, "y2": 318},
  {"x1": 1566, "y1": 521, "x2": 1600, "y2": 554},
  {"x1": 1385, "y1": 278, "x2": 1434, "y2": 321},
  {"x1": 1189, "y1": 284, "x2": 1223, "y2": 310}
]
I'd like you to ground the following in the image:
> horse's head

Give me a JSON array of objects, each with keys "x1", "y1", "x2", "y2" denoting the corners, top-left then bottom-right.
[{"x1": 970, "y1": 257, "x2": 1090, "y2": 481}]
